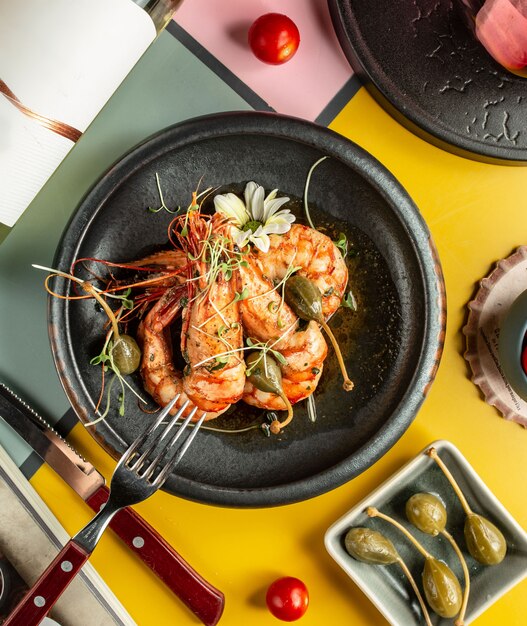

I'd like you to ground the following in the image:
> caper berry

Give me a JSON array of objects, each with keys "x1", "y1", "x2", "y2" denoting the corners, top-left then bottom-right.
[
  {"x1": 284, "y1": 275, "x2": 353, "y2": 391},
  {"x1": 246, "y1": 352, "x2": 294, "y2": 433},
  {"x1": 284, "y1": 275, "x2": 323, "y2": 323},
  {"x1": 112, "y1": 334, "x2": 141, "y2": 375},
  {"x1": 406, "y1": 493, "x2": 447, "y2": 536},
  {"x1": 246, "y1": 352, "x2": 283, "y2": 395},
  {"x1": 464, "y1": 513, "x2": 507, "y2": 565},
  {"x1": 426, "y1": 447, "x2": 508, "y2": 568},
  {"x1": 406, "y1": 492, "x2": 471, "y2": 625},
  {"x1": 345, "y1": 525, "x2": 434, "y2": 626},
  {"x1": 422, "y1": 557, "x2": 462, "y2": 618},
  {"x1": 344, "y1": 528, "x2": 398, "y2": 565}
]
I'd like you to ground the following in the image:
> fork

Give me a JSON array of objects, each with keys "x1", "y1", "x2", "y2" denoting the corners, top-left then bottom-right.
[{"x1": 4, "y1": 395, "x2": 207, "y2": 626}]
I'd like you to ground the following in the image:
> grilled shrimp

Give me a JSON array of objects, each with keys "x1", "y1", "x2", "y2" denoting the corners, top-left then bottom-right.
[
  {"x1": 181, "y1": 259, "x2": 245, "y2": 413},
  {"x1": 136, "y1": 214, "x2": 348, "y2": 421},
  {"x1": 254, "y1": 223, "x2": 348, "y2": 318},
  {"x1": 137, "y1": 241, "x2": 245, "y2": 421},
  {"x1": 137, "y1": 286, "x2": 205, "y2": 418},
  {"x1": 238, "y1": 254, "x2": 328, "y2": 411}
]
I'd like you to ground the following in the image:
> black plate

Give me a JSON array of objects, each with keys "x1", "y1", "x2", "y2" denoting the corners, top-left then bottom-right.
[
  {"x1": 329, "y1": 0, "x2": 527, "y2": 164},
  {"x1": 49, "y1": 112, "x2": 445, "y2": 507}
]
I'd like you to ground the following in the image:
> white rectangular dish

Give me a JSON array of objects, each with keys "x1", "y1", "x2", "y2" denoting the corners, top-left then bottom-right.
[{"x1": 324, "y1": 440, "x2": 527, "y2": 626}]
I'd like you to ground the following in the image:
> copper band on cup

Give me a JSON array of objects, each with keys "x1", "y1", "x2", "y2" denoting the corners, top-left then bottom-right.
[{"x1": 1, "y1": 79, "x2": 82, "y2": 143}]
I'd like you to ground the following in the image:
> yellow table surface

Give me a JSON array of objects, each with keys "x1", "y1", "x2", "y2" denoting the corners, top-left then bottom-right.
[{"x1": 26, "y1": 87, "x2": 527, "y2": 626}]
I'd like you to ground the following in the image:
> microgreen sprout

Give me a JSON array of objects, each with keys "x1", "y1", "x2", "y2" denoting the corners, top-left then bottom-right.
[
  {"x1": 186, "y1": 236, "x2": 248, "y2": 301},
  {"x1": 244, "y1": 257, "x2": 300, "y2": 330},
  {"x1": 334, "y1": 232, "x2": 348, "y2": 258},
  {"x1": 245, "y1": 259, "x2": 301, "y2": 304},
  {"x1": 148, "y1": 173, "x2": 180, "y2": 214},
  {"x1": 303, "y1": 156, "x2": 329, "y2": 230},
  {"x1": 191, "y1": 324, "x2": 242, "y2": 367},
  {"x1": 192, "y1": 319, "x2": 297, "y2": 370},
  {"x1": 341, "y1": 290, "x2": 357, "y2": 311},
  {"x1": 33, "y1": 264, "x2": 146, "y2": 424},
  {"x1": 234, "y1": 287, "x2": 249, "y2": 302},
  {"x1": 116, "y1": 288, "x2": 134, "y2": 310},
  {"x1": 204, "y1": 300, "x2": 227, "y2": 331},
  {"x1": 244, "y1": 337, "x2": 287, "y2": 377},
  {"x1": 276, "y1": 259, "x2": 300, "y2": 324},
  {"x1": 193, "y1": 256, "x2": 251, "y2": 330},
  {"x1": 87, "y1": 332, "x2": 147, "y2": 425}
]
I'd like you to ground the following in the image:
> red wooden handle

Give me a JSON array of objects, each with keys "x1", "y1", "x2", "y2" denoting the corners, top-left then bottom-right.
[
  {"x1": 3, "y1": 540, "x2": 88, "y2": 626},
  {"x1": 86, "y1": 486, "x2": 224, "y2": 626}
]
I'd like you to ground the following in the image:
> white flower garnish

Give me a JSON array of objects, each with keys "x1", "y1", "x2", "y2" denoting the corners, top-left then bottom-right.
[{"x1": 213, "y1": 181, "x2": 295, "y2": 253}]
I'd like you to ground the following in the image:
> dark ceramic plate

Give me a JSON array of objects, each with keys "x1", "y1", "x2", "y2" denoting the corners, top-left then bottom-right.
[
  {"x1": 49, "y1": 112, "x2": 445, "y2": 507},
  {"x1": 329, "y1": 0, "x2": 527, "y2": 164}
]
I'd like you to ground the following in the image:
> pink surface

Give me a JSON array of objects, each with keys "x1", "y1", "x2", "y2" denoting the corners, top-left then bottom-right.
[{"x1": 174, "y1": 0, "x2": 354, "y2": 120}]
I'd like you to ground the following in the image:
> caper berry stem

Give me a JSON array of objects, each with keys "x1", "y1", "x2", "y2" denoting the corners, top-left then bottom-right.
[
  {"x1": 182, "y1": 423, "x2": 263, "y2": 434},
  {"x1": 367, "y1": 507, "x2": 432, "y2": 559},
  {"x1": 442, "y1": 529, "x2": 470, "y2": 626},
  {"x1": 319, "y1": 319, "x2": 354, "y2": 391},
  {"x1": 270, "y1": 392, "x2": 294, "y2": 434},
  {"x1": 426, "y1": 448, "x2": 472, "y2": 516},
  {"x1": 83, "y1": 281, "x2": 121, "y2": 341},
  {"x1": 396, "y1": 557, "x2": 434, "y2": 626}
]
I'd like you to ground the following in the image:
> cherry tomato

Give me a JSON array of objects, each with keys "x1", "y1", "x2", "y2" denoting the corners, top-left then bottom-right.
[
  {"x1": 265, "y1": 576, "x2": 309, "y2": 621},
  {"x1": 248, "y1": 13, "x2": 300, "y2": 65}
]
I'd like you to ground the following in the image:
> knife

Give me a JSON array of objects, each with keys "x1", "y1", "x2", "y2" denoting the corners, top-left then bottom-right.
[{"x1": 0, "y1": 384, "x2": 224, "y2": 626}]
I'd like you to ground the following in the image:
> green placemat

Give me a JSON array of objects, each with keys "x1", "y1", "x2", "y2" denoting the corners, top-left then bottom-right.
[{"x1": 0, "y1": 30, "x2": 252, "y2": 466}]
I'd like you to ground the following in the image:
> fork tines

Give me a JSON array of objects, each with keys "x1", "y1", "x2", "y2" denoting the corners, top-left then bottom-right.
[{"x1": 125, "y1": 394, "x2": 206, "y2": 487}]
